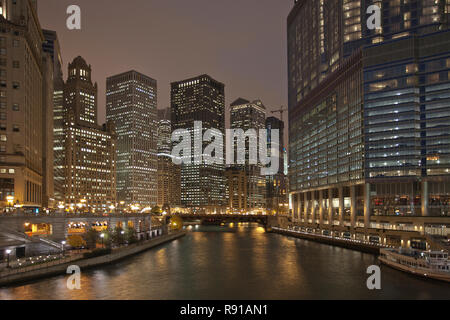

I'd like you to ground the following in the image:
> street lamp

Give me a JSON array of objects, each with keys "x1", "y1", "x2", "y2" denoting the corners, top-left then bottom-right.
[
  {"x1": 61, "y1": 241, "x2": 66, "y2": 256},
  {"x1": 5, "y1": 249, "x2": 11, "y2": 268},
  {"x1": 100, "y1": 233, "x2": 105, "y2": 248}
]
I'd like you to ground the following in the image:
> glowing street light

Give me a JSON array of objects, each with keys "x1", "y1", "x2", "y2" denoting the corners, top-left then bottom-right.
[
  {"x1": 61, "y1": 241, "x2": 66, "y2": 255},
  {"x1": 100, "y1": 233, "x2": 105, "y2": 248},
  {"x1": 5, "y1": 249, "x2": 11, "y2": 268}
]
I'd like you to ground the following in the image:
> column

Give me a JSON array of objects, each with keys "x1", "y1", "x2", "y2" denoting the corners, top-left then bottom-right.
[
  {"x1": 304, "y1": 192, "x2": 309, "y2": 223},
  {"x1": 350, "y1": 185, "x2": 356, "y2": 229},
  {"x1": 339, "y1": 186, "x2": 344, "y2": 226},
  {"x1": 319, "y1": 190, "x2": 324, "y2": 226},
  {"x1": 311, "y1": 191, "x2": 316, "y2": 224},
  {"x1": 292, "y1": 194, "x2": 297, "y2": 221},
  {"x1": 364, "y1": 183, "x2": 371, "y2": 229},
  {"x1": 421, "y1": 180, "x2": 429, "y2": 217},
  {"x1": 328, "y1": 188, "x2": 333, "y2": 226}
]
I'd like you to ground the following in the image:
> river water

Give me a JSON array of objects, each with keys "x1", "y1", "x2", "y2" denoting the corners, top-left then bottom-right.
[{"x1": 0, "y1": 224, "x2": 449, "y2": 300}]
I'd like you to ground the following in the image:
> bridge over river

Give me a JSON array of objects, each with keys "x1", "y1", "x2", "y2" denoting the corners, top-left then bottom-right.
[
  {"x1": 174, "y1": 214, "x2": 287, "y2": 230},
  {"x1": 0, "y1": 213, "x2": 155, "y2": 246}
]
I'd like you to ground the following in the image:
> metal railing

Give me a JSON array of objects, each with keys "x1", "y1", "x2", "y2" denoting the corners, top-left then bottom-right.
[{"x1": 0, "y1": 254, "x2": 82, "y2": 279}]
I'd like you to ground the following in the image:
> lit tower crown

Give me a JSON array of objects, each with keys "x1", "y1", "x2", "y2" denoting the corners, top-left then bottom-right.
[{"x1": 65, "y1": 56, "x2": 98, "y2": 127}]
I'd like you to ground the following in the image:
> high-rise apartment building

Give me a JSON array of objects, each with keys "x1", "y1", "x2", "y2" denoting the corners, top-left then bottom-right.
[
  {"x1": 266, "y1": 117, "x2": 288, "y2": 215},
  {"x1": 171, "y1": 75, "x2": 226, "y2": 210},
  {"x1": 230, "y1": 98, "x2": 266, "y2": 213},
  {"x1": 106, "y1": 71, "x2": 158, "y2": 207},
  {"x1": 157, "y1": 108, "x2": 181, "y2": 208},
  {"x1": 64, "y1": 56, "x2": 116, "y2": 212},
  {"x1": 0, "y1": 0, "x2": 53, "y2": 211},
  {"x1": 288, "y1": 0, "x2": 450, "y2": 249}
]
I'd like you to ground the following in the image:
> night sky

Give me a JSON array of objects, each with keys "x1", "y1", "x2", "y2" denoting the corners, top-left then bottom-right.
[{"x1": 38, "y1": 0, "x2": 292, "y2": 125}]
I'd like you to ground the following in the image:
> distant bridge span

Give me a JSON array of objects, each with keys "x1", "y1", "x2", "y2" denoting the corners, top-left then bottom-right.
[{"x1": 174, "y1": 214, "x2": 271, "y2": 227}]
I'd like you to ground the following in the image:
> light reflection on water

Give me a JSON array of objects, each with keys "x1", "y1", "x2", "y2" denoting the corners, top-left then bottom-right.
[{"x1": 0, "y1": 224, "x2": 449, "y2": 300}]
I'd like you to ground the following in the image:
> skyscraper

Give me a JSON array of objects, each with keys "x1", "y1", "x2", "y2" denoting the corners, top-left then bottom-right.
[
  {"x1": 157, "y1": 108, "x2": 181, "y2": 209},
  {"x1": 225, "y1": 167, "x2": 247, "y2": 213},
  {"x1": 43, "y1": 29, "x2": 64, "y2": 206},
  {"x1": 171, "y1": 75, "x2": 226, "y2": 211},
  {"x1": 288, "y1": 0, "x2": 450, "y2": 249},
  {"x1": 230, "y1": 98, "x2": 266, "y2": 213},
  {"x1": 106, "y1": 71, "x2": 158, "y2": 207},
  {"x1": 64, "y1": 56, "x2": 116, "y2": 212},
  {"x1": 266, "y1": 117, "x2": 288, "y2": 215},
  {"x1": 0, "y1": 0, "x2": 53, "y2": 211}
]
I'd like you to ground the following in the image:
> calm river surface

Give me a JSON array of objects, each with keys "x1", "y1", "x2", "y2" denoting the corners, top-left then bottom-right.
[{"x1": 0, "y1": 225, "x2": 449, "y2": 300}]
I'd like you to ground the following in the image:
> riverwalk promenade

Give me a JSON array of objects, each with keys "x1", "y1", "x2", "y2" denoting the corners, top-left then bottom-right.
[
  {"x1": 271, "y1": 227, "x2": 387, "y2": 254},
  {"x1": 0, "y1": 231, "x2": 186, "y2": 287}
]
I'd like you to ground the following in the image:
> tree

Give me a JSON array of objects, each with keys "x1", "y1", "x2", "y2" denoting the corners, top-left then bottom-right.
[
  {"x1": 125, "y1": 228, "x2": 138, "y2": 244},
  {"x1": 100, "y1": 230, "x2": 113, "y2": 248},
  {"x1": 85, "y1": 228, "x2": 99, "y2": 249},
  {"x1": 111, "y1": 227, "x2": 125, "y2": 246},
  {"x1": 169, "y1": 216, "x2": 183, "y2": 231},
  {"x1": 68, "y1": 235, "x2": 86, "y2": 249},
  {"x1": 151, "y1": 206, "x2": 161, "y2": 215}
]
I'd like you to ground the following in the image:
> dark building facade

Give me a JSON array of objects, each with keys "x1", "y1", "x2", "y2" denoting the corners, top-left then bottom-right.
[
  {"x1": 230, "y1": 98, "x2": 266, "y2": 213},
  {"x1": 288, "y1": 0, "x2": 450, "y2": 248},
  {"x1": 43, "y1": 29, "x2": 64, "y2": 207},
  {"x1": 225, "y1": 167, "x2": 247, "y2": 213},
  {"x1": 171, "y1": 75, "x2": 226, "y2": 211},
  {"x1": 266, "y1": 117, "x2": 288, "y2": 215},
  {"x1": 157, "y1": 108, "x2": 181, "y2": 208}
]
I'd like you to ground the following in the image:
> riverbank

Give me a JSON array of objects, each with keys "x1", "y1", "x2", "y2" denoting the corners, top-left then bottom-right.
[
  {"x1": 0, "y1": 231, "x2": 186, "y2": 287},
  {"x1": 271, "y1": 227, "x2": 383, "y2": 254}
]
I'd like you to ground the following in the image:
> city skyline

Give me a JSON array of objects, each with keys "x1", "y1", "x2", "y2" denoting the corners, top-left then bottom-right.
[
  {"x1": 0, "y1": 0, "x2": 448, "y2": 303},
  {"x1": 37, "y1": 0, "x2": 292, "y2": 125}
]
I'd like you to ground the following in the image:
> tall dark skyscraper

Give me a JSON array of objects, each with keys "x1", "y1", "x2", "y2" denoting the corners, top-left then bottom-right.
[
  {"x1": 288, "y1": 0, "x2": 450, "y2": 248},
  {"x1": 171, "y1": 75, "x2": 226, "y2": 211},
  {"x1": 230, "y1": 98, "x2": 266, "y2": 213},
  {"x1": 157, "y1": 108, "x2": 181, "y2": 208},
  {"x1": 43, "y1": 29, "x2": 64, "y2": 206},
  {"x1": 266, "y1": 116, "x2": 288, "y2": 215},
  {"x1": 106, "y1": 71, "x2": 158, "y2": 207}
]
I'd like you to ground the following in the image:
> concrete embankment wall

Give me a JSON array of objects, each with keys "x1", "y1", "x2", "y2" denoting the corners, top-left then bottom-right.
[
  {"x1": 271, "y1": 228, "x2": 381, "y2": 254},
  {"x1": 0, "y1": 231, "x2": 186, "y2": 287}
]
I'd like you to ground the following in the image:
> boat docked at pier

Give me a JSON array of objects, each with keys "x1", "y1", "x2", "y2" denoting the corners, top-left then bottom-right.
[{"x1": 379, "y1": 248, "x2": 450, "y2": 282}]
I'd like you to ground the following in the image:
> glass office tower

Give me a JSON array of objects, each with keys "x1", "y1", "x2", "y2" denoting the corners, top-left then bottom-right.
[{"x1": 288, "y1": 0, "x2": 450, "y2": 249}]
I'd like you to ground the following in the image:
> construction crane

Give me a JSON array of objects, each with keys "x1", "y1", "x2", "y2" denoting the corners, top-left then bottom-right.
[{"x1": 271, "y1": 106, "x2": 287, "y2": 122}]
